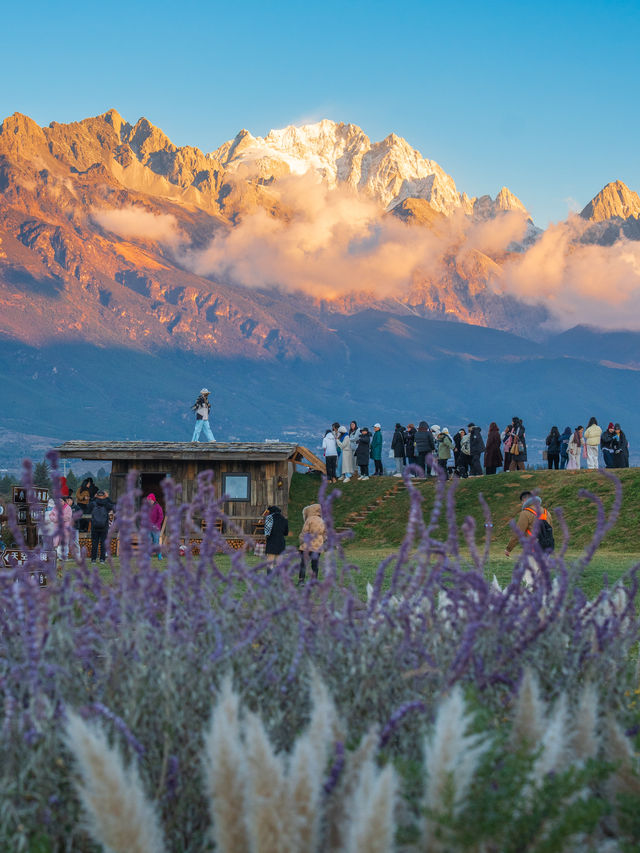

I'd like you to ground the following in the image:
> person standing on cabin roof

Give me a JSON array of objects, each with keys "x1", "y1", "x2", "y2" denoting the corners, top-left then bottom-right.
[{"x1": 191, "y1": 388, "x2": 216, "y2": 442}]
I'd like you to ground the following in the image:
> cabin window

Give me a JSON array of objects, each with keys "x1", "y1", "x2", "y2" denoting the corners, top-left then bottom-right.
[{"x1": 222, "y1": 473, "x2": 251, "y2": 502}]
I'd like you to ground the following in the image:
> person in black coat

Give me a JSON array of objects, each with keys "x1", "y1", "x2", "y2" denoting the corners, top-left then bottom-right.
[
  {"x1": 546, "y1": 426, "x2": 561, "y2": 470},
  {"x1": 404, "y1": 424, "x2": 418, "y2": 470},
  {"x1": 264, "y1": 505, "x2": 289, "y2": 568},
  {"x1": 391, "y1": 423, "x2": 405, "y2": 477},
  {"x1": 468, "y1": 423, "x2": 485, "y2": 476},
  {"x1": 88, "y1": 490, "x2": 114, "y2": 563},
  {"x1": 355, "y1": 427, "x2": 371, "y2": 480},
  {"x1": 612, "y1": 423, "x2": 629, "y2": 468},
  {"x1": 415, "y1": 421, "x2": 435, "y2": 477}
]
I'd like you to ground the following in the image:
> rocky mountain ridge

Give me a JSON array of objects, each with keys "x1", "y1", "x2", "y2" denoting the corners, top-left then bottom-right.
[{"x1": 0, "y1": 108, "x2": 638, "y2": 363}]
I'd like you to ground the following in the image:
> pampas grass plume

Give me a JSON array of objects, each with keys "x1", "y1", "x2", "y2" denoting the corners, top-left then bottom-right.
[
  {"x1": 532, "y1": 693, "x2": 569, "y2": 785},
  {"x1": 202, "y1": 678, "x2": 250, "y2": 852},
  {"x1": 286, "y1": 670, "x2": 337, "y2": 851},
  {"x1": 571, "y1": 682, "x2": 600, "y2": 763},
  {"x1": 325, "y1": 725, "x2": 380, "y2": 851},
  {"x1": 423, "y1": 686, "x2": 488, "y2": 819},
  {"x1": 344, "y1": 759, "x2": 397, "y2": 853},
  {"x1": 604, "y1": 715, "x2": 640, "y2": 798},
  {"x1": 65, "y1": 712, "x2": 166, "y2": 853},
  {"x1": 511, "y1": 668, "x2": 546, "y2": 748},
  {"x1": 244, "y1": 710, "x2": 290, "y2": 852}
]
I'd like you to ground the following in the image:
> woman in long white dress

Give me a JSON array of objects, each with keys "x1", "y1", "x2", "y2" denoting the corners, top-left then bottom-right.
[{"x1": 566, "y1": 426, "x2": 584, "y2": 470}]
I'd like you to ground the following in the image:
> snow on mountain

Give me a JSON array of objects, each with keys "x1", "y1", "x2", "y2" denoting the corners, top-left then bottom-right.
[{"x1": 211, "y1": 119, "x2": 521, "y2": 218}]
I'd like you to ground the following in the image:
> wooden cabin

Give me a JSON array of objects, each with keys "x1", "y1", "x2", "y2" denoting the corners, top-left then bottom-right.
[{"x1": 55, "y1": 441, "x2": 325, "y2": 550}]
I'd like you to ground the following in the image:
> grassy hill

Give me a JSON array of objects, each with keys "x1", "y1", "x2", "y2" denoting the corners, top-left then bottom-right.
[{"x1": 288, "y1": 468, "x2": 640, "y2": 553}]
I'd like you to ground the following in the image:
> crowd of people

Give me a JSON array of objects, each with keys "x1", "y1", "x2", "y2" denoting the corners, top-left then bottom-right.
[
  {"x1": 40, "y1": 476, "x2": 164, "y2": 564},
  {"x1": 320, "y1": 416, "x2": 631, "y2": 480}
]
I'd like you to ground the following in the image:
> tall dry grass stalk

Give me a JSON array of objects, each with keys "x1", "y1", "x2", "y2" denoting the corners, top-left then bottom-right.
[
  {"x1": 287, "y1": 671, "x2": 337, "y2": 851},
  {"x1": 604, "y1": 715, "x2": 640, "y2": 798},
  {"x1": 202, "y1": 678, "x2": 250, "y2": 852},
  {"x1": 324, "y1": 725, "x2": 380, "y2": 850},
  {"x1": 532, "y1": 693, "x2": 569, "y2": 784},
  {"x1": 244, "y1": 711, "x2": 290, "y2": 852},
  {"x1": 344, "y1": 759, "x2": 397, "y2": 853},
  {"x1": 571, "y1": 682, "x2": 600, "y2": 764},
  {"x1": 511, "y1": 668, "x2": 546, "y2": 748},
  {"x1": 65, "y1": 712, "x2": 166, "y2": 853},
  {"x1": 423, "y1": 686, "x2": 488, "y2": 818}
]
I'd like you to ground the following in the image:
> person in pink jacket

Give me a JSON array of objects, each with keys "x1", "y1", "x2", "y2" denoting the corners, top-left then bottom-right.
[
  {"x1": 51, "y1": 496, "x2": 74, "y2": 561},
  {"x1": 146, "y1": 493, "x2": 164, "y2": 560}
]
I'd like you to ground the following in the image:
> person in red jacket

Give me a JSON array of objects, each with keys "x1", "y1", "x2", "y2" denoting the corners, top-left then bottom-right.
[{"x1": 146, "y1": 493, "x2": 164, "y2": 560}]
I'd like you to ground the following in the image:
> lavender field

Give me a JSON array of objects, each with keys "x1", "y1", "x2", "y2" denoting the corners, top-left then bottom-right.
[{"x1": 2, "y1": 457, "x2": 640, "y2": 852}]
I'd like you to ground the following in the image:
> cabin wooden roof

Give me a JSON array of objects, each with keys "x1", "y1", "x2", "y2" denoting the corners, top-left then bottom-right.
[{"x1": 54, "y1": 441, "x2": 326, "y2": 472}]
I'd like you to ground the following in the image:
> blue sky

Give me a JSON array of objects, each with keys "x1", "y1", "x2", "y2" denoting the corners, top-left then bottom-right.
[{"x1": 2, "y1": 0, "x2": 638, "y2": 225}]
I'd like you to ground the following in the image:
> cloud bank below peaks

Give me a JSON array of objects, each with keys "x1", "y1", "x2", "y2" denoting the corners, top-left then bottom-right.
[
  {"x1": 501, "y1": 216, "x2": 640, "y2": 331},
  {"x1": 182, "y1": 173, "x2": 528, "y2": 301}
]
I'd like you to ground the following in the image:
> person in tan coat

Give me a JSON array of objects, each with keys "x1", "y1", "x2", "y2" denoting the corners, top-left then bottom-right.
[{"x1": 298, "y1": 503, "x2": 327, "y2": 583}]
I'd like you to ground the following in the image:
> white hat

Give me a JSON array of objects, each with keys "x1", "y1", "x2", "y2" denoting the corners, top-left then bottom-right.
[
  {"x1": 431, "y1": 424, "x2": 440, "y2": 433},
  {"x1": 200, "y1": 388, "x2": 210, "y2": 395},
  {"x1": 338, "y1": 425, "x2": 347, "y2": 433},
  {"x1": 442, "y1": 427, "x2": 449, "y2": 434},
  {"x1": 374, "y1": 423, "x2": 381, "y2": 429}
]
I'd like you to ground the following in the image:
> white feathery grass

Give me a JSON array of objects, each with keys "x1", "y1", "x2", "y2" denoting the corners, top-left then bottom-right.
[
  {"x1": 343, "y1": 759, "x2": 397, "y2": 853},
  {"x1": 244, "y1": 710, "x2": 290, "y2": 853},
  {"x1": 491, "y1": 574, "x2": 503, "y2": 593},
  {"x1": 202, "y1": 678, "x2": 250, "y2": 853},
  {"x1": 65, "y1": 712, "x2": 166, "y2": 853},
  {"x1": 571, "y1": 682, "x2": 600, "y2": 764},
  {"x1": 423, "y1": 686, "x2": 489, "y2": 818},
  {"x1": 531, "y1": 693, "x2": 569, "y2": 785},
  {"x1": 511, "y1": 668, "x2": 546, "y2": 748},
  {"x1": 325, "y1": 725, "x2": 380, "y2": 851},
  {"x1": 286, "y1": 669, "x2": 338, "y2": 851},
  {"x1": 603, "y1": 715, "x2": 640, "y2": 798}
]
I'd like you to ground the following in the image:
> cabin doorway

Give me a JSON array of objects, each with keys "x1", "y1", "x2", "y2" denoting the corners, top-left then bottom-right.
[{"x1": 139, "y1": 473, "x2": 167, "y2": 512}]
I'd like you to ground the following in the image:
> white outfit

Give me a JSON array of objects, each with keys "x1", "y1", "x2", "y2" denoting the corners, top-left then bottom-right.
[
  {"x1": 584, "y1": 424, "x2": 602, "y2": 469},
  {"x1": 322, "y1": 433, "x2": 338, "y2": 457},
  {"x1": 337, "y1": 434, "x2": 354, "y2": 476},
  {"x1": 566, "y1": 435, "x2": 583, "y2": 470}
]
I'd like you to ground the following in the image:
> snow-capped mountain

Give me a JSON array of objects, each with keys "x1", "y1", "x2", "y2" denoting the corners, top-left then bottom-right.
[{"x1": 212, "y1": 119, "x2": 526, "y2": 218}]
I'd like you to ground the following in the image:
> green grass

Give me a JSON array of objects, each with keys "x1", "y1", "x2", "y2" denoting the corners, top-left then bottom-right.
[
  {"x1": 57, "y1": 469, "x2": 640, "y2": 601},
  {"x1": 288, "y1": 469, "x2": 640, "y2": 552}
]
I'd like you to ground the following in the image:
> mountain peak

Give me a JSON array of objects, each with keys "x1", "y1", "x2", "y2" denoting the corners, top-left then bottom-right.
[{"x1": 580, "y1": 180, "x2": 640, "y2": 222}]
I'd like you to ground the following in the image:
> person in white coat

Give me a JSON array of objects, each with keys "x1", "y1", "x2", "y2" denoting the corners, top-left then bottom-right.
[
  {"x1": 583, "y1": 417, "x2": 602, "y2": 469},
  {"x1": 322, "y1": 429, "x2": 339, "y2": 482},
  {"x1": 336, "y1": 426, "x2": 353, "y2": 482},
  {"x1": 566, "y1": 426, "x2": 584, "y2": 470}
]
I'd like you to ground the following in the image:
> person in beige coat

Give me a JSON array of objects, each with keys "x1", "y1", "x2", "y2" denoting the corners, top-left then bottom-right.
[
  {"x1": 584, "y1": 417, "x2": 602, "y2": 469},
  {"x1": 298, "y1": 503, "x2": 327, "y2": 582}
]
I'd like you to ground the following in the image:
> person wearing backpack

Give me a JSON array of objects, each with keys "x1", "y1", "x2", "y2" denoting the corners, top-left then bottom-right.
[
  {"x1": 504, "y1": 491, "x2": 554, "y2": 557},
  {"x1": 88, "y1": 490, "x2": 114, "y2": 563}
]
